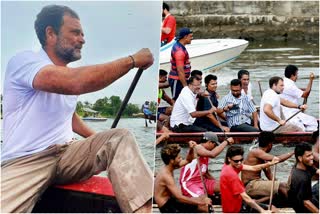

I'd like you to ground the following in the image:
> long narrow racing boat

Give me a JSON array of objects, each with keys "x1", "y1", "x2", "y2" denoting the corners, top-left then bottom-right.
[
  {"x1": 160, "y1": 39, "x2": 249, "y2": 72},
  {"x1": 156, "y1": 131, "x2": 314, "y2": 145}
]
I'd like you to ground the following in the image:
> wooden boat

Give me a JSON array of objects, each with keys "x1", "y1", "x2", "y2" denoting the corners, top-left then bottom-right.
[
  {"x1": 82, "y1": 117, "x2": 108, "y2": 122},
  {"x1": 32, "y1": 176, "x2": 121, "y2": 213},
  {"x1": 160, "y1": 39, "x2": 249, "y2": 72},
  {"x1": 156, "y1": 131, "x2": 314, "y2": 145}
]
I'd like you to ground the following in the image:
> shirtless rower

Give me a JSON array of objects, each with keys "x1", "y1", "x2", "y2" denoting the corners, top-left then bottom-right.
[
  {"x1": 154, "y1": 143, "x2": 212, "y2": 213},
  {"x1": 242, "y1": 131, "x2": 293, "y2": 200}
]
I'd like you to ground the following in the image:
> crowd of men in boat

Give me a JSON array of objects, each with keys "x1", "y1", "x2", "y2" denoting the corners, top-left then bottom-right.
[
  {"x1": 154, "y1": 131, "x2": 319, "y2": 213},
  {"x1": 157, "y1": 65, "x2": 317, "y2": 135}
]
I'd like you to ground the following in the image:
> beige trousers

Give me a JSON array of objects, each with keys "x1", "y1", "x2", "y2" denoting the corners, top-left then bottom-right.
[{"x1": 1, "y1": 129, "x2": 152, "y2": 213}]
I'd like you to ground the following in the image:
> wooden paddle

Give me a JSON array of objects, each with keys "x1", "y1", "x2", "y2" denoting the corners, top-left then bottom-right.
[
  {"x1": 257, "y1": 80, "x2": 263, "y2": 97},
  {"x1": 268, "y1": 164, "x2": 277, "y2": 211},
  {"x1": 111, "y1": 68, "x2": 144, "y2": 128},
  {"x1": 193, "y1": 147, "x2": 214, "y2": 213},
  {"x1": 249, "y1": 109, "x2": 303, "y2": 150}
]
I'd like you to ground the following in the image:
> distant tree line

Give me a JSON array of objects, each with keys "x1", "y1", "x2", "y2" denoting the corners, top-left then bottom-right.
[{"x1": 76, "y1": 95, "x2": 157, "y2": 117}]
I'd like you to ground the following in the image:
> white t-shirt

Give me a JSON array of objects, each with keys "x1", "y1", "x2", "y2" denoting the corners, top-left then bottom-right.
[
  {"x1": 241, "y1": 81, "x2": 253, "y2": 100},
  {"x1": 2, "y1": 49, "x2": 77, "y2": 162},
  {"x1": 281, "y1": 77, "x2": 303, "y2": 105},
  {"x1": 260, "y1": 89, "x2": 280, "y2": 131},
  {"x1": 170, "y1": 86, "x2": 197, "y2": 127}
]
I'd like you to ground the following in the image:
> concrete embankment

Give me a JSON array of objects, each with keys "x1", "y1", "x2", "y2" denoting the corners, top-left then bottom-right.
[{"x1": 166, "y1": 1, "x2": 319, "y2": 41}]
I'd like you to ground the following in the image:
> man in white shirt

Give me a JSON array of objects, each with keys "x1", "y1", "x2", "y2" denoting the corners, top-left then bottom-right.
[
  {"x1": 238, "y1": 69, "x2": 254, "y2": 103},
  {"x1": 280, "y1": 65, "x2": 317, "y2": 132},
  {"x1": 170, "y1": 76, "x2": 215, "y2": 132},
  {"x1": 260, "y1": 76, "x2": 307, "y2": 133},
  {"x1": 1, "y1": 5, "x2": 153, "y2": 213}
]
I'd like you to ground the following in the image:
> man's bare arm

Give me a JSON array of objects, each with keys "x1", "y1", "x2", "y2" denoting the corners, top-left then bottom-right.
[
  {"x1": 72, "y1": 112, "x2": 96, "y2": 138},
  {"x1": 303, "y1": 200, "x2": 319, "y2": 213},
  {"x1": 33, "y1": 49, "x2": 153, "y2": 95},
  {"x1": 240, "y1": 192, "x2": 266, "y2": 213},
  {"x1": 176, "y1": 66, "x2": 187, "y2": 87},
  {"x1": 165, "y1": 176, "x2": 211, "y2": 206},
  {"x1": 301, "y1": 73, "x2": 314, "y2": 98}
]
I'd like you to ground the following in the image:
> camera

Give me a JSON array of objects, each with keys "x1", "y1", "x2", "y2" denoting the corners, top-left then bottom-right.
[{"x1": 229, "y1": 104, "x2": 239, "y2": 110}]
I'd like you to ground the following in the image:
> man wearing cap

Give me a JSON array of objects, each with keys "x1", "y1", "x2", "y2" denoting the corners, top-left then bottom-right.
[
  {"x1": 180, "y1": 132, "x2": 234, "y2": 198},
  {"x1": 168, "y1": 27, "x2": 193, "y2": 100}
]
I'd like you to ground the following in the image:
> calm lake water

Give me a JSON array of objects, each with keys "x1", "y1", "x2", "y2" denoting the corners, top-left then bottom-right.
[
  {"x1": 155, "y1": 40, "x2": 319, "y2": 183},
  {"x1": 79, "y1": 118, "x2": 156, "y2": 170}
]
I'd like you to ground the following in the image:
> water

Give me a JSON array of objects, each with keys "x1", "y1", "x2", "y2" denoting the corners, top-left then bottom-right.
[
  {"x1": 155, "y1": 40, "x2": 319, "y2": 183},
  {"x1": 78, "y1": 118, "x2": 156, "y2": 170}
]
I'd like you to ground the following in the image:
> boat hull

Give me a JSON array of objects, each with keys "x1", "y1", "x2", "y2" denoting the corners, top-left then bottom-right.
[
  {"x1": 160, "y1": 39, "x2": 249, "y2": 72},
  {"x1": 32, "y1": 176, "x2": 121, "y2": 213},
  {"x1": 156, "y1": 132, "x2": 314, "y2": 145}
]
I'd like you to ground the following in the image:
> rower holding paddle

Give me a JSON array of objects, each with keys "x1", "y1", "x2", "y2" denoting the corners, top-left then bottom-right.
[
  {"x1": 260, "y1": 76, "x2": 307, "y2": 133},
  {"x1": 280, "y1": 65, "x2": 318, "y2": 132},
  {"x1": 180, "y1": 132, "x2": 234, "y2": 199},
  {"x1": 242, "y1": 131, "x2": 294, "y2": 202},
  {"x1": 154, "y1": 143, "x2": 212, "y2": 213},
  {"x1": 220, "y1": 145, "x2": 279, "y2": 213},
  {"x1": 1, "y1": 5, "x2": 154, "y2": 213}
]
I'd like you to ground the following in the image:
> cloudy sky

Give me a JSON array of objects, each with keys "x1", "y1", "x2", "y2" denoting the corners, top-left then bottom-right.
[{"x1": 1, "y1": 1, "x2": 161, "y2": 105}]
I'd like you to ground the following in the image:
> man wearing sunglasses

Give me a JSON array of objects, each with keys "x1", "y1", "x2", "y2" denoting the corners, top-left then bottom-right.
[{"x1": 220, "y1": 145, "x2": 279, "y2": 213}]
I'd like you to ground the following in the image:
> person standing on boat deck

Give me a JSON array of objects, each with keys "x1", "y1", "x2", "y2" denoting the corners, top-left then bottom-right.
[
  {"x1": 260, "y1": 76, "x2": 307, "y2": 133},
  {"x1": 161, "y1": 2, "x2": 176, "y2": 47},
  {"x1": 170, "y1": 76, "x2": 215, "y2": 133},
  {"x1": 194, "y1": 74, "x2": 229, "y2": 132},
  {"x1": 169, "y1": 27, "x2": 193, "y2": 100},
  {"x1": 1, "y1": 5, "x2": 154, "y2": 213},
  {"x1": 220, "y1": 145, "x2": 278, "y2": 213},
  {"x1": 218, "y1": 79, "x2": 259, "y2": 132},
  {"x1": 280, "y1": 65, "x2": 318, "y2": 132},
  {"x1": 180, "y1": 132, "x2": 234, "y2": 198},
  {"x1": 238, "y1": 69, "x2": 254, "y2": 103},
  {"x1": 154, "y1": 143, "x2": 212, "y2": 213},
  {"x1": 288, "y1": 143, "x2": 319, "y2": 213},
  {"x1": 241, "y1": 131, "x2": 293, "y2": 200}
]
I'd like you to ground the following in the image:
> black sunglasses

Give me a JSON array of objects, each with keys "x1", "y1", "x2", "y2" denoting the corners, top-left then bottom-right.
[{"x1": 231, "y1": 158, "x2": 243, "y2": 163}]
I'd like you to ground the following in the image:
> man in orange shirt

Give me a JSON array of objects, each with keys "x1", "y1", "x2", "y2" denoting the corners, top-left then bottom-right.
[{"x1": 161, "y1": 2, "x2": 176, "y2": 46}]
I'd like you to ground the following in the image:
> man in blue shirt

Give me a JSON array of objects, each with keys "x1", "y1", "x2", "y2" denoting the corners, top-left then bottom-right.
[{"x1": 218, "y1": 79, "x2": 259, "y2": 132}]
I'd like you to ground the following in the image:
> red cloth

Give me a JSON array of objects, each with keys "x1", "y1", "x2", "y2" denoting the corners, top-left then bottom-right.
[
  {"x1": 161, "y1": 14, "x2": 176, "y2": 43},
  {"x1": 220, "y1": 164, "x2": 245, "y2": 213}
]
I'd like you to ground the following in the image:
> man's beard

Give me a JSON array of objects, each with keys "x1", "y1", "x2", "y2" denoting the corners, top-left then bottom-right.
[{"x1": 55, "y1": 36, "x2": 81, "y2": 63}]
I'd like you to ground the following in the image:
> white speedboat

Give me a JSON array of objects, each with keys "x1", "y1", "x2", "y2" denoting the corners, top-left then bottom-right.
[{"x1": 160, "y1": 39, "x2": 249, "y2": 72}]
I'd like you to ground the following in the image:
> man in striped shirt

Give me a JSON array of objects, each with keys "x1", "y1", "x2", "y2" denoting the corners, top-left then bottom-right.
[{"x1": 218, "y1": 79, "x2": 259, "y2": 132}]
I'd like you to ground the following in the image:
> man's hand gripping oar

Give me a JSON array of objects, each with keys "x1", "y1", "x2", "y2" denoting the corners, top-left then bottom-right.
[
  {"x1": 250, "y1": 109, "x2": 303, "y2": 150},
  {"x1": 193, "y1": 146, "x2": 214, "y2": 213}
]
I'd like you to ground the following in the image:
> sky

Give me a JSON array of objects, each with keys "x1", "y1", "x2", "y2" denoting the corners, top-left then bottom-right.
[{"x1": 1, "y1": 1, "x2": 161, "y2": 105}]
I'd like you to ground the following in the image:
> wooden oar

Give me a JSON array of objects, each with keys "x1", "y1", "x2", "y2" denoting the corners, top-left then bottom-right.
[
  {"x1": 268, "y1": 164, "x2": 277, "y2": 211},
  {"x1": 193, "y1": 147, "x2": 214, "y2": 213},
  {"x1": 257, "y1": 81, "x2": 263, "y2": 97},
  {"x1": 250, "y1": 109, "x2": 303, "y2": 150},
  {"x1": 111, "y1": 68, "x2": 144, "y2": 128},
  {"x1": 271, "y1": 109, "x2": 302, "y2": 132}
]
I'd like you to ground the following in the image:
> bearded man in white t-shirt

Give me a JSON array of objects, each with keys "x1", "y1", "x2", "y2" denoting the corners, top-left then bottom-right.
[
  {"x1": 280, "y1": 65, "x2": 317, "y2": 132},
  {"x1": 260, "y1": 76, "x2": 307, "y2": 133},
  {"x1": 1, "y1": 5, "x2": 153, "y2": 213}
]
